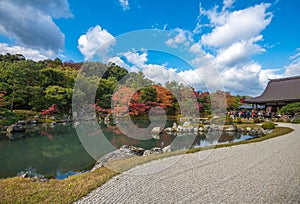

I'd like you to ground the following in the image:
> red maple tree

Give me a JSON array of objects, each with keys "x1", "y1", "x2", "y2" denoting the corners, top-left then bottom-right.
[{"x1": 41, "y1": 104, "x2": 60, "y2": 116}]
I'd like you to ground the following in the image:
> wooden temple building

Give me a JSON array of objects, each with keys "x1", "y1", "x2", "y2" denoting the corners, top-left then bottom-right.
[{"x1": 246, "y1": 76, "x2": 300, "y2": 112}]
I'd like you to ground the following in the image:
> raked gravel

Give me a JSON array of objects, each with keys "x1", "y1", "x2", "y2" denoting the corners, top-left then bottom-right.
[{"x1": 75, "y1": 123, "x2": 300, "y2": 203}]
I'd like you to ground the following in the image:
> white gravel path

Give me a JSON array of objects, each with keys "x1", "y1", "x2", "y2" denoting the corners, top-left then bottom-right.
[{"x1": 76, "y1": 123, "x2": 300, "y2": 203}]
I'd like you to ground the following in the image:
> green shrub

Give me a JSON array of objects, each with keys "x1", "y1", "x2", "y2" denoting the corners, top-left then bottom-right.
[
  {"x1": 0, "y1": 109, "x2": 18, "y2": 126},
  {"x1": 291, "y1": 119, "x2": 300, "y2": 124},
  {"x1": 212, "y1": 115, "x2": 232, "y2": 125},
  {"x1": 235, "y1": 117, "x2": 242, "y2": 124},
  {"x1": 15, "y1": 112, "x2": 26, "y2": 120},
  {"x1": 253, "y1": 118, "x2": 260, "y2": 123},
  {"x1": 262, "y1": 122, "x2": 275, "y2": 129}
]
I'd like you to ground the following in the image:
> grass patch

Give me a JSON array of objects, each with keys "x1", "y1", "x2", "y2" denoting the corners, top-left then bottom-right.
[
  {"x1": 0, "y1": 125, "x2": 293, "y2": 203},
  {"x1": 186, "y1": 126, "x2": 293, "y2": 154},
  {"x1": 0, "y1": 167, "x2": 117, "y2": 204}
]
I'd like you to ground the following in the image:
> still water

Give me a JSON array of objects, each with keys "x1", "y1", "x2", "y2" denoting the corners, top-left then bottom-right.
[{"x1": 0, "y1": 121, "x2": 252, "y2": 179}]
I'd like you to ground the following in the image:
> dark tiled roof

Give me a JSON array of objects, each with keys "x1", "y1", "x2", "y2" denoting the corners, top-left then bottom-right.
[{"x1": 246, "y1": 76, "x2": 300, "y2": 103}]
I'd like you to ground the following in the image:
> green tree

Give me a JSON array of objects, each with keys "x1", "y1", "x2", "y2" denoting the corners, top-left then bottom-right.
[
  {"x1": 96, "y1": 77, "x2": 118, "y2": 109},
  {"x1": 279, "y1": 102, "x2": 300, "y2": 114},
  {"x1": 45, "y1": 86, "x2": 73, "y2": 114},
  {"x1": 124, "y1": 71, "x2": 152, "y2": 88},
  {"x1": 1, "y1": 60, "x2": 41, "y2": 111},
  {"x1": 139, "y1": 86, "x2": 157, "y2": 103},
  {"x1": 104, "y1": 63, "x2": 128, "y2": 80}
]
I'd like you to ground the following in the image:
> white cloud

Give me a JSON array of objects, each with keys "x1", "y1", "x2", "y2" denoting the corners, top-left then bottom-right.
[
  {"x1": 215, "y1": 36, "x2": 265, "y2": 66},
  {"x1": 12, "y1": 0, "x2": 73, "y2": 18},
  {"x1": 201, "y1": 3, "x2": 272, "y2": 48},
  {"x1": 119, "y1": 0, "x2": 129, "y2": 11},
  {"x1": 165, "y1": 28, "x2": 192, "y2": 48},
  {"x1": 0, "y1": 0, "x2": 71, "y2": 52},
  {"x1": 143, "y1": 64, "x2": 179, "y2": 85},
  {"x1": 124, "y1": 51, "x2": 148, "y2": 67},
  {"x1": 78, "y1": 25, "x2": 116, "y2": 61},
  {"x1": 0, "y1": 43, "x2": 55, "y2": 61},
  {"x1": 222, "y1": 0, "x2": 235, "y2": 11},
  {"x1": 284, "y1": 50, "x2": 300, "y2": 77},
  {"x1": 108, "y1": 56, "x2": 129, "y2": 69}
]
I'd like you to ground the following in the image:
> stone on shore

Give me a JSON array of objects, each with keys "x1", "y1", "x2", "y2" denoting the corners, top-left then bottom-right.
[
  {"x1": 143, "y1": 147, "x2": 163, "y2": 156},
  {"x1": 7, "y1": 124, "x2": 25, "y2": 133},
  {"x1": 164, "y1": 127, "x2": 174, "y2": 133},
  {"x1": 151, "y1": 127, "x2": 163, "y2": 135},
  {"x1": 92, "y1": 145, "x2": 145, "y2": 170},
  {"x1": 226, "y1": 125, "x2": 237, "y2": 132},
  {"x1": 162, "y1": 145, "x2": 172, "y2": 153}
]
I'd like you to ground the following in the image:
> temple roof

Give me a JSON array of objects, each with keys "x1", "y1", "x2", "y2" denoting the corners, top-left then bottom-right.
[{"x1": 246, "y1": 76, "x2": 300, "y2": 104}]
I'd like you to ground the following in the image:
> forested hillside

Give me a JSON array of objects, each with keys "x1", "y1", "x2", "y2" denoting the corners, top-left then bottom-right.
[{"x1": 0, "y1": 53, "x2": 243, "y2": 126}]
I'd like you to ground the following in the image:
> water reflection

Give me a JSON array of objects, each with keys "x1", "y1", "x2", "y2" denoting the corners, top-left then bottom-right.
[
  {"x1": 0, "y1": 124, "x2": 95, "y2": 179},
  {"x1": 0, "y1": 121, "x2": 253, "y2": 179}
]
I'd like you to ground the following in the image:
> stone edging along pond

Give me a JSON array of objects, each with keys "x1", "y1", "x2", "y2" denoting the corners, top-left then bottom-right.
[{"x1": 91, "y1": 123, "x2": 291, "y2": 172}]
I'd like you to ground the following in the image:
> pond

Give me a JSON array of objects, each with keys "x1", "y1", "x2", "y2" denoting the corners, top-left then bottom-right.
[{"x1": 0, "y1": 121, "x2": 253, "y2": 179}]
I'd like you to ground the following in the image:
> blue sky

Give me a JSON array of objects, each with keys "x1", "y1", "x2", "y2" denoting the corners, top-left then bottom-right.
[{"x1": 0, "y1": 0, "x2": 299, "y2": 95}]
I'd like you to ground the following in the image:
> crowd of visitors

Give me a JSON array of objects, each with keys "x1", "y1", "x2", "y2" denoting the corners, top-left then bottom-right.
[{"x1": 227, "y1": 110, "x2": 283, "y2": 120}]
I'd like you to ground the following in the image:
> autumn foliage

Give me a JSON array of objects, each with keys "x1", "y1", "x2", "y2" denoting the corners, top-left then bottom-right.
[
  {"x1": 93, "y1": 85, "x2": 244, "y2": 118},
  {"x1": 40, "y1": 104, "x2": 60, "y2": 115}
]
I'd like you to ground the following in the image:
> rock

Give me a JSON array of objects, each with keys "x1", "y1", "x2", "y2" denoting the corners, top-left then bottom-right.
[
  {"x1": 194, "y1": 128, "x2": 198, "y2": 133},
  {"x1": 31, "y1": 120, "x2": 37, "y2": 124},
  {"x1": 92, "y1": 146, "x2": 144, "y2": 170},
  {"x1": 6, "y1": 132, "x2": 27, "y2": 140},
  {"x1": 152, "y1": 134, "x2": 161, "y2": 140},
  {"x1": 162, "y1": 145, "x2": 172, "y2": 153},
  {"x1": 32, "y1": 178, "x2": 49, "y2": 183},
  {"x1": 178, "y1": 123, "x2": 193, "y2": 132},
  {"x1": 246, "y1": 127, "x2": 252, "y2": 132},
  {"x1": 143, "y1": 147, "x2": 163, "y2": 156},
  {"x1": 237, "y1": 127, "x2": 244, "y2": 133},
  {"x1": 248, "y1": 128, "x2": 262, "y2": 137},
  {"x1": 172, "y1": 122, "x2": 178, "y2": 130},
  {"x1": 129, "y1": 146, "x2": 145, "y2": 156},
  {"x1": 182, "y1": 121, "x2": 191, "y2": 127},
  {"x1": 226, "y1": 125, "x2": 237, "y2": 132},
  {"x1": 120, "y1": 145, "x2": 130, "y2": 151},
  {"x1": 17, "y1": 120, "x2": 26, "y2": 125},
  {"x1": 7, "y1": 125, "x2": 25, "y2": 133},
  {"x1": 204, "y1": 125, "x2": 210, "y2": 131},
  {"x1": 49, "y1": 116, "x2": 56, "y2": 120},
  {"x1": 20, "y1": 173, "x2": 29, "y2": 178},
  {"x1": 120, "y1": 145, "x2": 145, "y2": 155},
  {"x1": 151, "y1": 147, "x2": 163, "y2": 153},
  {"x1": 257, "y1": 128, "x2": 266, "y2": 137},
  {"x1": 164, "y1": 127, "x2": 174, "y2": 132},
  {"x1": 199, "y1": 126, "x2": 205, "y2": 132},
  {"x1": 219, "y1": 126, "x2": 225, "y2": 131},
  {"x1": 211, "y1": 125, "x2": 220, "y2": 131},
  {"x1": 151, "y1": 127, "x2": 163, "y2": 135},
  {"x1": 143, "y1": 150, "x2": 152, "y2": 156},
  {"x1": 26, "y1": 120, "x2": 37, "y2": 124}
]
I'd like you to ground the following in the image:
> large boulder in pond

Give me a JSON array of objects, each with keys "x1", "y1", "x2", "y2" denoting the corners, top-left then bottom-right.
[
  {"x1": 92, "y1": 145, "x2": 145, "y2": 170},
  {"x1": 7, "y1": 125, "x2": 25, "y2": 133}
]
